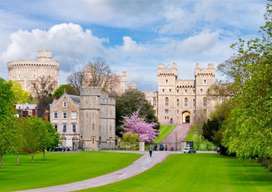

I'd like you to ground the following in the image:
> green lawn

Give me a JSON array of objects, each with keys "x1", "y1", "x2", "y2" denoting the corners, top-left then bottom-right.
[
  {"x1": 0, "y1": 152, "x2": 140, "y2": 192},
  {"x1": 83, "y1": 154, "x2": 272, "y2": 192},
  {"x1": 155, "y1": 124, "x2": 176, "y2": 143}
]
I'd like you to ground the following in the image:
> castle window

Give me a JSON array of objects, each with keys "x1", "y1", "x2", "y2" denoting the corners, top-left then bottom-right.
[
  {"x1": 177, "y1": 99, "x2": 180, "y2": 106},
  {"x1": 63, "y1": 112, "x2": 67, "y2": 119},
  {"x1": 72, "y1": 123, "x2": 77, "y2": 133},
  {"x1": 165, "y1": 109, "x2": 169, "y2": 114},
  {"x1": 62, "y1": 123, "x2": 67, "y2": 133},
  {"x1": 162, "y1": 89, "x2": 165, "y2": 92},
  {"x1": 184, "y1": 97, "x2": 188, "y2": 107},
  {"x1": 203, "y1": 97, "x2": 207, "y2": 107},
  {"x1": 169, "y1": 89, "x2": 171, "y2": 92},
  {"x1": 200, "y1": 88, "x2": 203, "y2": 93},
  {"x1": 54, "y1": 124, "x2": 58, "y2": 130},
  {"x1": 166, "y1": 79, "x2": 168, "y2": 83},
  {"x1": 54, "y1": 112, "x2": 58, "y2": 119},
  {"x1": 165, "y1": 97, "x2": 169, "y2": 106},
  {"x1": 204, "y1": 79, "x2": 207, "y2": 84},
  {"x1": 63, "y1": 102, "x2": 67, "y2": 107},
  {"x1": 185, "y1": 89, "x2": 187, "y2": 93}
]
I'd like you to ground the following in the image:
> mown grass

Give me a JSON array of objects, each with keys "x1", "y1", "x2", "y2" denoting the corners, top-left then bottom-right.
[
  {"x1": 155, "y1": 124, "x2": 176, "y2": 143},
  {"x1": 83, "y1": 154, "x2": 272, "y2": 192},
  {"x1": 0, "y1": 152, "x2": 140, "y2": 192}
]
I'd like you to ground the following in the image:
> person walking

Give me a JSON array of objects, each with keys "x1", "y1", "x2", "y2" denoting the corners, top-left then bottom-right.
[{"x1": 149, "y1": 144, "x2": 153, "y2": 157}]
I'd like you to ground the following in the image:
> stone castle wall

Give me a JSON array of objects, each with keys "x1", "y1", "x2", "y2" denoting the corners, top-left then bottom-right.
[
  {"x1": 8, "y1": 50, "x2": 59, "y2": 94},
  {"x1": 145, "y1": 63, "x2": 217, "y2": 125}
]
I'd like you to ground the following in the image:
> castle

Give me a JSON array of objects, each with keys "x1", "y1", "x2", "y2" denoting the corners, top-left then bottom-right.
[
  {"x1": 145, "y1": 63, "x2": 218, "y2": 125},
  {"x1": 8, "y1": 50, "x2": 59, "y2": 94}
]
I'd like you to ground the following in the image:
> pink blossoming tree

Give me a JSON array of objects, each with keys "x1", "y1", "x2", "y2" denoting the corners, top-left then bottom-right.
[{"x1": 123, "y1": 112, "x2": 156, "y2": 142}]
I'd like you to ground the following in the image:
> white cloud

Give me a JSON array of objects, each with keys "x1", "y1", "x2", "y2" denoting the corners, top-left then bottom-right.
[
  {"x1": 0, "y1": 23, "x2": 235, "y2": 90},
  {"x1": 1, "y1": 23, "x2": 106, "y2": 73}
]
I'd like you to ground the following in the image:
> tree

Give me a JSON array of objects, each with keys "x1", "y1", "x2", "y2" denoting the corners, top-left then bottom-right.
[
  {"x1": 202, "y1": 100, "x2": 234, "y2": 155},
  {"x1": 32, "y1": 76, "x2": 56, "y2": 118},
  {"x1": 18, "y1": 117, "x2": 59, "y2": 160},
  {"x1": 67, "y1": 71, "x2": 84, "y2": 95},
  {"x1": 9, "y1": 81, "x2": 30, "y2": 103},
  {"x1": 68, "y1": 58, "x2": 120, "y2": 95},
  {"x1": 116, "y1": 89, "x2": 158, "y2": 136},
  {"x1": 220, "y1": 1, "x2": 272, "y2": 161},
  {"x1": 123, "y1": 112, "x2": 156, "y2": 143},
  {"x1": 53, "y1": 84, "x2": 78, "y2": 99},
  {"x1": 0, "y1": 79, "x2": 16, "y2": 166}
]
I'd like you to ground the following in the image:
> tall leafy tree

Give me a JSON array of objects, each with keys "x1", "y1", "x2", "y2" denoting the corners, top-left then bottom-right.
[
  {"x1": 221, "y1": 1, "x2": 272, "y2": 160},
  {"x1": 0, "y1": 79, "x2": 16, "y2": 166},
  {"x1": 53, "y1": 84, "x2": 78, "y2": 99},
  {"x1": 116, "y1": 89, "x2": 158, "y2": 137},
  {"x1": 9, "y1": 81, "x2": 30, "y2": 103}
]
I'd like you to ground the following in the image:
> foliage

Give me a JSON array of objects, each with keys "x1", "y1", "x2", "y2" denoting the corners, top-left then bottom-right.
[
  {"x1": 67, "y1": 58, "x2": 120, "y2": 95},
  {"x1": 185, "y1": 124, "x2": 215, "y2": 151},
  {"x1": 116, "y1": 89, "x2": 158, "y2": 136},
  {"x1": 17, "y1": 117, "x2": 59, "y2": 159},
  {"x1": 67, "y1": 71, "x2": 84, "y2": 95},
  {"x1": 122, "y1": 132, "x2": 139, "y2": 143},
  {"x1": 9, "y1": 80, "x2": 30, "y2": 103},
  {"x1": 53, "y1": 84, "x2": 78, "y2": 99},
  {"x1": 123, "y1": 112, "x2": 156, "y2": 142},
  {"x1": 0, "y1": 79, "x2": 16, "y2": 165},
  {"x1": 32, "y1": 75, "x2": 56, "y2": 118},
  {"x1": 219, "y1": 2, "x2": 272, "y2": 160}
]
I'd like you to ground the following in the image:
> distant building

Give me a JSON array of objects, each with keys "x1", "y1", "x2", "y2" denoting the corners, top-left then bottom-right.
[
  {"x1": 145, "y1": 63, "x2": 219, "y2": 125},
  {"x1": 50, "y1": 94, "x2": 80, "y2": 150},
  {"x1": 80, "y1": 87, "x2": 116, "y2": 150},
  {"x1": 8, "y1": 50, "x2": 59, "y2": 95},
  {"x1": 50, "y1": 89, "x2": 116, "y2": 150},
  {"x1": 16, "y1": 104, "x2": 37, "y2": 117}
]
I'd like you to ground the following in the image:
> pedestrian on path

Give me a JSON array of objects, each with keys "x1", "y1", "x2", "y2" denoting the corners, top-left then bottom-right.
[{"x1": 149, "y1": 144, "x2": 153, "y2": 157}]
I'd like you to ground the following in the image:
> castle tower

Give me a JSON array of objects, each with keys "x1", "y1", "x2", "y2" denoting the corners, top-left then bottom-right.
[
  {"x1": 79, "y1": 86, "x2": 116, "y2": 150},
  {"x1": 80, "y1": 87, "x2": 101, "y2": 150},
  {"x1": 194, "y1": 64, "x2": 215, "y2": 121},
  {"x1": 7, "y1": 50, "x2": 59, "y2": 95},
  {"x1": 157, "y1": 63, "x2": 177, "y2": 124}
]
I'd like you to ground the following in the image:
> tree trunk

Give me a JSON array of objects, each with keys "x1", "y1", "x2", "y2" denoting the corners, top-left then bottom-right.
[
  {"x1": 16, "y1": 153, "x2": 20, "y2": 166},
  {"x1": 31, "y1": 154, "x2": 34, "y2": 162}
]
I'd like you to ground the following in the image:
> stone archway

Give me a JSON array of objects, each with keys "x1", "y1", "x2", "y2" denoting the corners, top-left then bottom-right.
[{"x1": 182, "y1": 111, "x2": 191, "y2": 124}]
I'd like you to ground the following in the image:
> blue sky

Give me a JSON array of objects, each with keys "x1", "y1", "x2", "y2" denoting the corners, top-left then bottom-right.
[{"x1": 0, "y1": 0, "x2": 266, "y2": 90}]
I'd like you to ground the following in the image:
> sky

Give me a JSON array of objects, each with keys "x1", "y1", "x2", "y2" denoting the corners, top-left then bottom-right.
[{"x1": 0, "y1": 0, "x2": 266, "y2": 90}]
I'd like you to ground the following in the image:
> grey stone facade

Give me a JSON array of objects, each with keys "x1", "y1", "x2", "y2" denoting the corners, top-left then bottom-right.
[
  {"x1": 50, "y1": 88, "x2": 116, "y2": 150},
  {"x1": 80, "y1": 87, "x2": 116, "y2": 150}
]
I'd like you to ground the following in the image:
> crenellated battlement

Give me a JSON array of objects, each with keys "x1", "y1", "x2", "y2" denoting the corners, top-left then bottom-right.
[{"x1": 7, "y1": 50, "x2": 59, "y2": 94}]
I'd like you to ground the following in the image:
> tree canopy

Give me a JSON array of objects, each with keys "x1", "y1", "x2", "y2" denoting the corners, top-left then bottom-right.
[{"x1": 116, "y1": 89, "x2": 158, "y2": 137}]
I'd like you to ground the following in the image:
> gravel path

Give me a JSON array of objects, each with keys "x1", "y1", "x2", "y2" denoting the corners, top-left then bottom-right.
[{"x1": 18, "y1": 152, "x2": 169, "y2": 192}]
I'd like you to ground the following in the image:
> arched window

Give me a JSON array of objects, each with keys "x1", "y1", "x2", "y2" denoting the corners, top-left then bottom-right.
[
  {"x1": 177, "y1": 99, "x2": 180, "y2": 106},
  {"x1": 184, "y1": 97, "x2": 188, "y2": 107},
  {"x1": 203, "y1": 97, "x2": 207, "y2": 107},
  {"x1": 165, "y1": 97, "x2": 169, "y2": 106}
]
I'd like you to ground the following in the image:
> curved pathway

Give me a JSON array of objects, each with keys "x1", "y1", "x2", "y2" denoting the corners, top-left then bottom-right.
[{"x1": 19, "y1": 151, "x2": 169, "y2": 192}]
